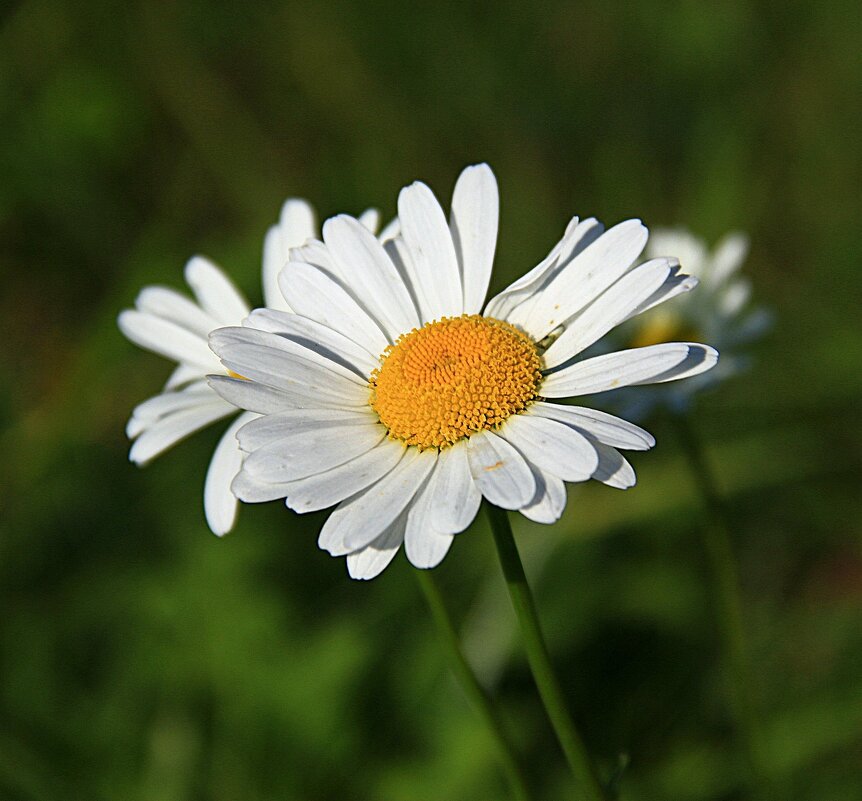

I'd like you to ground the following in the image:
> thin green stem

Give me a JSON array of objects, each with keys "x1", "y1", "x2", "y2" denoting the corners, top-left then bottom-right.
[
  {"x1": 415, "y1": 570, "x2": 533, "y2": 801},
  {"x1": 486, "y1": 503, "x2": 607, "y2": 801},
  {"x1": 674, "y1": 413, "x2": 770, "y2": 799}
]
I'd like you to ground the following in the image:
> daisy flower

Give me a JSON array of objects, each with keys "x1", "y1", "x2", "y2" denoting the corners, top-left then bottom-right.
[
  {"x1": 615, "y1": 227, "x2": 770, "y2": 416},
  {"x1": 208, "y1": 164, "x2": 718, "y2": 578},
  {"x1": 118, "y1": 199, "x2": 382, "y2": 535}
]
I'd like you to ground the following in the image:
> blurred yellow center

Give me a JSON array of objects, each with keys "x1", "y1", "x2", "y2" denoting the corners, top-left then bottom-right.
[
  {"x1": 370, "y1": 315, "x2": 542, "y2": 449},
  {"x1": 629, "y1": 312, "x2": 701, "y2": 349}
]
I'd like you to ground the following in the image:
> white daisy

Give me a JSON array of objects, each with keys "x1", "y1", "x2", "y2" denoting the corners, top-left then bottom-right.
[
  {"x1": 208, "y1": 164, "x2": 718, "y2": 578},
  {"x1": 118, "y1": 198, "x2": 351, "y2": 535},
  {"x1": 613, "y1": 227, "x2": 770, "y2": 415}
]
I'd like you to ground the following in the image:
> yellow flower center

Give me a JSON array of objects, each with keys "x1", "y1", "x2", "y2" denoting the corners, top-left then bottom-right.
[
  {"x1": 370, "y1": 315, "x2": 542, "y2": 449},
  {"x1": 629, "y1": 311, "x2": 701, "y2": 349}
]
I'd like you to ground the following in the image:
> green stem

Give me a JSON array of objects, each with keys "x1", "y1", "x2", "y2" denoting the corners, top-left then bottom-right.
[
  {"x1": 674, "y1": 414, "x2": 770, "y2": 799},
  {"x1": 415, "y1": 570, "x2": 533, "y2": 801},
  {"x1": 486, "y1": 503, "x2": 607, "y2": 801}
]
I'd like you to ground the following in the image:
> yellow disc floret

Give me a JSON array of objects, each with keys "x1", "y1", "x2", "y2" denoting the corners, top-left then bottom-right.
[{"x1": 370, "y1": 314, "x2": 542, "y2": 449}]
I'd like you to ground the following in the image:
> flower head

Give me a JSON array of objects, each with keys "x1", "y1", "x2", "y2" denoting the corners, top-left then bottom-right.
[
  {"x1": 118, "y1": 199, "x2": 321, "y2": 534},
  {"x1": 613, "y1": 227, "x2": 770, "y2": 416},
  {"x1": 209, "y1": 164, "x2": 718, "y2": 578}
]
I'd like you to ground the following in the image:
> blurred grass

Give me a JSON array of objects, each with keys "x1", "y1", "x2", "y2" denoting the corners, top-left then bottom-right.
[{"x1": 1, "y1": 1, "x2": 861, "y2": 799}]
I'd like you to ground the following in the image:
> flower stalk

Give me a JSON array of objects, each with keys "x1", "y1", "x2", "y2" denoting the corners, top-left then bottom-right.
[
  {"x1": 486, "y1": 503, "x2": 607, "y2": 801},
  {"x1": 416, "y1": 570, "x2": 533, "y2": 801},
  {"x1": 673, "y1": 413, "x2": 770, "y2": 799}
]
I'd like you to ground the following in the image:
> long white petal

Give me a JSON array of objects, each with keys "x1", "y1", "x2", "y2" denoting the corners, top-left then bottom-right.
[
  {"x1": 318, "y1": 448, "x2": 435, "y2": 555},
  {"x1": 278, "y1": 261, "x2": 389, "y2": 357},
  {"x1": 119, "y1": 309, "x2": 220, "y2": 372},
  {"x1": 622, "y1": 268, "x2": 698, "y2": 322},
  {"x1": 541, "y1": 343, "x2": 718, "y2": 397},
  {"x1": 209, "y1": 328, "x2": 371, "y2": 408},
  {"x1": 323, "y1": 215, "x2": 420, "y2": 340},
  {"x1": 345, "y1": 511, "x2": 408, "y2": 580},
  {"x1": 428, "y1": 444, "x2": 482, "y2": 534},
  {"x1": 231, "y1": 470, "x2": 294, "y2": 503},
  {"x1": 283, "y1": 438, "x2": 407, "y2": 513},
  {"x1": 204, "y1": 411, "x2": 256, "y2": 536},
  {"x1": 491, "y1": 217, "x2": 607, "y2": 323},
  {"x1": 404, "y1": 468, "x2": 455, "y2": 570},
  {"x1": 243, "y1": 309, "x2": 379, "y2": 379},
  {"x1": 398, "y1": 181, "x2": 463, "y2": 319},
  {"x1": 450, "y1": 164, "x2": 498, "y2": 314},
  {"x1": 135, "y1": 286, "x2": 217, "y2": 337},
  {"x1": 466, "y1": 430, "x2": 535, "y2": 510},
  {"x1": 127, "y1": 382, "x2": 213, "y2": 436},
  {"x1": 262, "y1": 199, "x2": 317, "y2": 310},
  {"x1": 129, "y1": 401, "x2": 235, "y2": 465},
  {"x1": 184, "y1": 256, "x2": 249, "y2": 325},
  {"x1": 518, "y1": 219, "x2": 648, "y2": 341},
  {"x1": 236, "y1": 407, "x2": 378, "y2": 452},
  {"x1": 358, "y1": 207, "x2": 381, "y2": 233},
  {"x1": 520, "y1": 464, "x2": 567, "y2": 524},
  {"x1": 529, "y1": 402, "x2": 655, "y2": 450},
  {"x1": 242, "y1": 423, "x2": 386, "y2": 482},
  {"x1": 207, "y1": 375, "x2": 301, "y2": 414},
  {"x1": 497, "y1": 414, "x2": 598, "y2": 482},
  {"x1": 590, "y1": 441, "x2": 636, "y2": 489},
  {"x1": 542, "y1": 257, "x2": 673, "y2": 368}
]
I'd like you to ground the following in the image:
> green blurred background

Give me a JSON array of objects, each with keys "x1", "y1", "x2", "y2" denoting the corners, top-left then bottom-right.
[{"x1": 1, "y1": 2, "x2": 861, "y2": 799}]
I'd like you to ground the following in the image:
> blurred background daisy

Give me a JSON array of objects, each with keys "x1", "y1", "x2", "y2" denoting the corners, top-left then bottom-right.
[{"x1": 1, "y1": 3, "x2": 860, "y2": 800}]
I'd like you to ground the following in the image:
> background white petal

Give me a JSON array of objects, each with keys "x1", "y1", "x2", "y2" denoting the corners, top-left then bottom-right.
[
  {"x1": 204, "y1": 411, "x2": 257, "y2": 536},
  {"x1": 184, "y1": 256, "x2": 250, "y2": 325}
]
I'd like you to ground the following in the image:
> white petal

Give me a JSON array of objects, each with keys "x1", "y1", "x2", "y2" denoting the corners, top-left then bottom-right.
[
  {"x1": 466, "y1": 430, "x2": 536, "y2": 510},
  {"x1": 398, "y1": 181, "x2": 463, "y2": 319},
  {"x1": 263, "y1": 200, "x2": 318, "y2": 310},
  {"x1": 184, "y1": 256, "x2": 249, "y2": 325},
  {"x1": 278, "y1": 261, "x2": 389, "y2": 357},
  {"x1": 529, "y1": 402, "x2": 655, "y2": 450},
  {"x1": 209, "y1": 328, "x2": 370, "y2": 408},
  {"x1": 718, "y1": 279, "x2": 751, "y2": 317},
  {"x1": 518, "y1": 219, "x2": 648, "y2": 341},
  {"x1": 231, "y1": 470, "x2": 293, "y2": 503},
  {"x1": 497, "y1": 414, "x2": 598, "y2": 482},
  {"x1": 450, "y1": 164, "x2": 499, "y2": 314},
  {"x1": 319, "y1": 448, "x2": 436, "y2": 555},
  {"x1": 590, "y1": 442, "x2": 636, "y2": 489},
  {"x1": 164, "y1": 364, "x2": 200, "y2": 390},
  {"x1": 378, "y1": 216, "x2": 401, "y2": 243},
  {"x1": 623, "y1": 267, "x2": 698, "y2": 322},
  {"x1": 358, "y1": 207, "x2": 381, "y2": 233},
  {"x1": 243, "y1": 423, "x2": 386, "y2": 482},
  {"x1": 345, "y1": 511, "x2": 407, "y2": 580},
  {"x1": 485, "y1": 216, "x2": 601, "y2": 320},
  {"x1": 520, "y1": 464, "x2": 567, "y2": 524},
  {"x1": 136, "y1": 286, "x2": 217, "y2": 337},
  {"x1": 541, "y1": 343, "x2": 719, "y2": 397},
  {"x1": 323, "y1": 215, "x2": 420, "y2": 340},
  {"x1": 428, "y1": 444, "x2": 482, "y2": 534},
  {"x1": 382, "y1": 235, "x2": 429, "y2": 323},
  {"x1": 127, "y1": 382, "x2": 213, "y2": 436},
  {"x1": 404, "y1": 468, "x2": 455, "y2": 570},
  {"x1": 708, "y1": 232, "x2": 749, "y2": 288},
  {"x1": 284, "y1": 438, "x2": 407, "y2": 513},
  {"x1": 243, "y1": 309, "x2": 380, "y2": 379},
  {"x1": 119, "y1": 310, "x2": 220, "y2": 373},
  {"x1": 542, "y1": 258, "x2": 673, "y2": 368},
  {"x1": 129, "y1": 401, "x2": 235, "y2": 465},
  {"x1": 204, "y1": 411, "x2": 256, "y2": 536},
  {"x1": 207, "y1": 375, "x2": 299, "y2": 414},
  {"x1": 236, "y1": 406, "x2": 378, "y2": 452}
]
